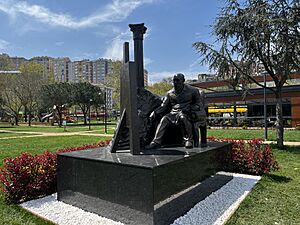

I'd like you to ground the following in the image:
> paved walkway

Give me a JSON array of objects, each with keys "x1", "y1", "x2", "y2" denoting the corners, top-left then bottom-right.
[
  {"x1": 263, "y1": 141, "x2": 300, "y2": 146},
  {"x1": 0, "y1": 129, "x2": 113, "y2": 140}
]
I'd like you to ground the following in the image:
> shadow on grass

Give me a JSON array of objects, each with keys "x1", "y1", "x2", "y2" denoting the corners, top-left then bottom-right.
[
  {"x1": 264, "y1": 174, "x2": 292, "y2": 183},
  {"x1": 270, "y1": 144, "x2": 300, "y2": 154},
  {"x1": 0, "y1": 126, "x2": 15, "y2": 129}
]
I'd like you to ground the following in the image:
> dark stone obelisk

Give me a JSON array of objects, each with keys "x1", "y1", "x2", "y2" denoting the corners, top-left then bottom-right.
[
  {"x1": 120, "y1": 42, "x2": 130, "y2": 113},
  {"x1": 111, "y1": 24, "x2": 148, "y2": 154},
  {"x1": 129, "y1": 23, "x2": 147, "y2": 88}
]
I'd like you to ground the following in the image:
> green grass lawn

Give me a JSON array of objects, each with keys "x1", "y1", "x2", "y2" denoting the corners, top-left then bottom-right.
[
  {"x1": 0, "y1": 129, "x2": 299, "y2": 224},
  {"x1": 227, "y1": 145, "x2": 300, "y2": 224},
  {"x1": 0, "y1": 135, "x2": 110, "y2": 225},
  {"x1": 208, "y1": 129, "x2": 300, "y2": 142},
  {"x1": 0, "y1": 135, "x2": 108, "y2": 167}
]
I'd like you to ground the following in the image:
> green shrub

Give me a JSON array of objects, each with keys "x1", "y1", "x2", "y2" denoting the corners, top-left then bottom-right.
[
  {"x1": 0, "y1": 140, "x2": 110, "y2": 203},
  {"x1": 209, "y1": 137, "x2": 279, "y2": 175}
]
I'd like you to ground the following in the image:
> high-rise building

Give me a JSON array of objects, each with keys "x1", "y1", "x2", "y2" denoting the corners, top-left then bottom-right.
[
  {"x1": 69, "y1": 60, "x2": 91, "y2": 83},
  {"x1": 93, "y1": 84, "x2": 114, "y2": 110},
  {"x1": 53, "y1": 57, "x2": 71, "y2": 82},
  {"x1": 68, "y1": 58, "x2": 112, "y2": 84},
  {"x1": 30, "y1": 56, "x2": 54, "y2": 79},
  {"x1": 92, "y1": 59, "x2": 113, "y2": 84},
  {"x1": 144, "y1": 69, "x2": 149, "y2": 86}
]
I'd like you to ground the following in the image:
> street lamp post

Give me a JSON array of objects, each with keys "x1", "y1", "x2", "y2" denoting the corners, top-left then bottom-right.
[
  {"x1": 104, "y1": 89, "x2": 107, "y2": 134},
  {"x1": 89, "y1": 99, "x2": 92, "y2": 130},
  {"x1": 264, "y1": 73, "x2": 268, "y2": 140}
]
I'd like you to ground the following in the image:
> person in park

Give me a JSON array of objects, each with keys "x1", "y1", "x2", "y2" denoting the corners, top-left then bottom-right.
[{"x1": 146, "y1": 73, "x2": 205, "y2": 149}]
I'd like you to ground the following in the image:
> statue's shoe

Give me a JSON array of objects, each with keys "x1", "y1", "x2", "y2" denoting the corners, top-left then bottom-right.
[
  {"x1": 145, "y1": 141, "x2": 161, "y2": 149},
  {"x1": 185, "y1": 140, "x2": 193, "y2": 149}
]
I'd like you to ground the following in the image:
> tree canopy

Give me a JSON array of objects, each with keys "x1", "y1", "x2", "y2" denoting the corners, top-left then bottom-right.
[
  {"x1": 193, "y1": 0, "x2": 300, "y2": 147},
  {"x1": 105, "y1": 60, "x2": 122, "y2": 109},
  {"x1": 0, "y1": 74, "x2": 23, "y2": 125},
  {"x1": 18, "y1": 62, "x2": 45, "y2": 125},
  {"x1": 146, "y1": 77, "x2": 173, "y2": 96},
  {"x1": 39, "y1": 82, "x2": 72, "y2": 126},
  {"x1": 70, "y1": 82, "x2": 104, "y2": 124}
]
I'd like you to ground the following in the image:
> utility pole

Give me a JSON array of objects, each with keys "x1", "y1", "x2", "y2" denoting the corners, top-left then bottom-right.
[{"x1": 264, "y1": 73, "x2": 268, "y2": 140}]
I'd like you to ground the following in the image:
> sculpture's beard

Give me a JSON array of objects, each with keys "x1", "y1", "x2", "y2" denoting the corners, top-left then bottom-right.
[{"x1": 174, "y1": 84, "x2": 184, "y2": 93}]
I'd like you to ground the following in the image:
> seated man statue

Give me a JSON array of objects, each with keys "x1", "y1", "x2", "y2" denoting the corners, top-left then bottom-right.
[{"x1": 146, "y1": 73, "x2": 205, "y2": 149}]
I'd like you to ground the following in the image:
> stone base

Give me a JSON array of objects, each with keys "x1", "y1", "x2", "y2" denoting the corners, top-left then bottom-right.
[{"x1": 57, "y1": 142, "x2": 232, "y2": 225}]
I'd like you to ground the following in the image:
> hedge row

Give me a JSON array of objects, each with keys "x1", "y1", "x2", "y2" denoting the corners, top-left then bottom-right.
[
  {"x1": 210, "y1": 137, "x2": 279, "y2": 175},
  {"x1": 0, "y1": 140, "x2": 110, "y2": 203}
]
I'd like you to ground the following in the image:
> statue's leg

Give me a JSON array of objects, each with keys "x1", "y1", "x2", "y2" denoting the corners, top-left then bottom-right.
[
  {"x1": 178, "y1": 113, "x2": 193, "y2": 147},
  {"x1": 152, "y1": 115, "x2": 171, "y2": 145}
]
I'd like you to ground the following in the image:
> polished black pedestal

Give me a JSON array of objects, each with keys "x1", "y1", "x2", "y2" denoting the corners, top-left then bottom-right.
[{"x1": 57, "y1": 142, "x2": 231, "y2": 225}]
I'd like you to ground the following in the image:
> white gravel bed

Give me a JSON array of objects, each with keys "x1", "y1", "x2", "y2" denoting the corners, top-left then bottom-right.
[{"x1": 21, "y1": 172, "x2": 260, "y2": 225}]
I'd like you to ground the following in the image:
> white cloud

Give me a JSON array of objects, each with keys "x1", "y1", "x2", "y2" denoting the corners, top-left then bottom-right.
[
  {"x1": 103, "y1": 28, "x2": 152, "y2": 65},
  {"x1": 0, "y1": 0, "x2": 157, "y2": 29},
  {"x1": 148, "y1": 71, "x2": 175, "y2": 83},
  {"x1": 144, "y1": 57, "x2": 153, "y2": 66},
  {"x1": 0, "y1": 39, "x2": 9, "y2": 50},
  {"x1": 103, "y1": 30, "x2": 132, "y2": 60},
  {"x1": 55, "y1": 41, "x2": 64, "y2": 47}
]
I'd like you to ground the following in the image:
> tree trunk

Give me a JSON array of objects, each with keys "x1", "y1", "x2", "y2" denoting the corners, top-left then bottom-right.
[
  {"x1": 28, "y1": 111, "x2": 31, "y2": 126},
  {"x1": 83, "y1": 114, "x2": 87, "y2": 125},
  {"x1": 275, "y1": 91, "x2": 284, "y2": 148},
  {"x1": 24, "y1": 107, "x2": 28, "y2": 123},
  {"x1": 57, "y1": 109, "x2": 63, "y2": 127},
  {"x1": 81, "y1": 105, "x2": 88, "y2": 125},
  {"x1": 14, "y1": 115, "x2": 19, "y2": 126}
]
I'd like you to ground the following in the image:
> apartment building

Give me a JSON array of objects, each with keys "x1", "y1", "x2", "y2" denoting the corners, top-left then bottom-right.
[
  {"x1": 144, "y1": 70, "x2": 149, "y2": 87},
  {"x1": 92, "y1": 58, "x2": 113, "y2": 84},
  {"x1": 53, "y1": 57, "x2": 71, "y2": 82},
  {"x1": 30, "y1": 56, "x2": 54, "y2": 79}
]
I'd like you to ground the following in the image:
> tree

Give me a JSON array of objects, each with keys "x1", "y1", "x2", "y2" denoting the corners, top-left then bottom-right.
[
  {"x1": 105, "y1": 60, "x2": 122, "y2": 109},
  {"x1": 70, "y1": 82, "x2": 104, "y2": 125},
  {"x1": 0, "y1": 54, "x2": 12, "y2": 70},
  {"x1": 17, "y1": 62, "x2": 45, "y2": 126},
  {"x1": 39, "y1": 83, "x2": 72, "y2": 126},
  {"x1": 146, "y1": 77, "x2": 173, "y2": 96},
  {"x1": 0, "y1": 74, "x2": 23, "y2": 125},
  {"x1": 193, "y1": 0, "x2": 300, "y2": 147}
]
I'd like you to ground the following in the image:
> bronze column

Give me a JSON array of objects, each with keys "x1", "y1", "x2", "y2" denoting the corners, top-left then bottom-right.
[{"x1": 129, "y1": 23, "x2": 147, "y2": 88}]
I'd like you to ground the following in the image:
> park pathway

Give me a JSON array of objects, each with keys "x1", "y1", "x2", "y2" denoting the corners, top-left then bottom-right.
[{"x1": 0, "y1": 129, "x2": 113, "y2": 140}]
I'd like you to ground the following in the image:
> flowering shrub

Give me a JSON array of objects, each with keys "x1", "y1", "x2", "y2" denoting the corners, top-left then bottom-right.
[
  {"x1": 0, "y1": 140, "x2": 110, "y2": 203},
  {"x1": 209, "y1": 137, "x2": 279, "y2": 175}
]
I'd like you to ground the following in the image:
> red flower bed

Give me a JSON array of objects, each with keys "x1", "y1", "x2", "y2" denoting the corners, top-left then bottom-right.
[
  {"x1": 0, "y1": 140, "x2": 110, "y2": 203},
  {"x1": 210, "y1": 137, "x2": 279, "y2": 175}
]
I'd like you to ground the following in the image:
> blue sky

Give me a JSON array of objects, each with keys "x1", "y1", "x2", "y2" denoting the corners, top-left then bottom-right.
[{"x1": 0, "y1": 0, "x2": 224, "y2": 83}]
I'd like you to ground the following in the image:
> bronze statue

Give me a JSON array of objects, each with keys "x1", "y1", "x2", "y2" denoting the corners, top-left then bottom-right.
[
  {"x1": 110, "y1": 24, "x2": 207, "y2": 153},
  {"x1": 146, "y1": 73, "x2": 206, "y2": 149}
]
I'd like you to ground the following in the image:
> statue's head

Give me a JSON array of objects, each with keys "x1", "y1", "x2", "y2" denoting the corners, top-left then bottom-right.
[{"x1": 173, "y1": 73, "x2": 185, "y2": 92}]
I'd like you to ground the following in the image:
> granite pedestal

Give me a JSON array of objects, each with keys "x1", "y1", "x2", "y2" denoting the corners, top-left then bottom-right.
[{"x1": 57, "y1": 142, "x2": 232, "y2": 225}]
